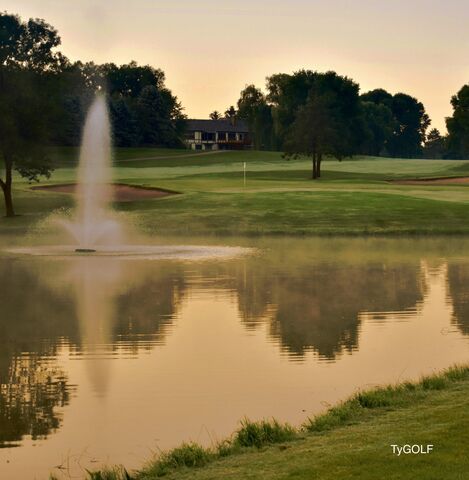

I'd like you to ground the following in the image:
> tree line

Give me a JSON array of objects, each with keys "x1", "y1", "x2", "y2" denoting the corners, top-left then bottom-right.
[
  {"x1": 0, "y1": 12, "x2": 185, "y2": 216},
  {"x1": 226, "y1": 73, "x2": 469, "y2": 178},
  {"x1": 2, "y1": 11, "x2": 469, "y2": 215}
]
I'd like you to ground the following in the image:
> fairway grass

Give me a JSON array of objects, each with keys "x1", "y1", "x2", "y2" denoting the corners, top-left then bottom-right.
[
  {"x1": 2, "y1": 149, "x2": 469, "y2": 235},
  {"x1": 87, "y1": 365, "x2": 469, "y2": 480}
]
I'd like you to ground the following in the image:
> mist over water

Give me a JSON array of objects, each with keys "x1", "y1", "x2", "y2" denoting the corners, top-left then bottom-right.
[{"x1": 1, "y1": 237, "x2": 469, "y2": 480}]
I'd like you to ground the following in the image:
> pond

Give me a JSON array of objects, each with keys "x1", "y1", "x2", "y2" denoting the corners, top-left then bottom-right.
[{"x1": 0, "y1": 236, "x2": 468, "y2": 479}]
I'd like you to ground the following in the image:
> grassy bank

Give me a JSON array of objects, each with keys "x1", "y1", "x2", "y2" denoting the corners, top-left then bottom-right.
[
  {"x1": 85, "y1": 365, "x2": 469, "y2": 480},
  {"x1": 2, "y1": 149, "x2": 469, "y2": 235}
]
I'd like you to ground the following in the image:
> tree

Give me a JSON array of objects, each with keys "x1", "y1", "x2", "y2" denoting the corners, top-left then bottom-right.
[
  {"x1": 100, "y1": 61, "x2": 165, "y2": 98},
  {"x1": 224, "y1": 105, "x2": 237, "y2": 119},
  {"x1": 0, "y1": 13, "x2": 65, "y2": 216},
  {"x1": 49, "y1": 62, "x2": 95, "y2": 146},
  {"x1": 110, "y1": 97, "x2": 138, "y2": 147},
  {"x1": 446, "y1": 85, "x2": 469, "y2": 159},
  {"x1": 266, "y1": 70, "x2": 361, "y2": 155},
  {"x1": 266, "y1": 71, "x2": 316, "y2": 148},
  {"x1": 266, "y1": 71, "x2": 361, "y2": 178},
  {"x1": 359, "y1": 101, "x2": 396, "y2": 156},
  {"x1": 424, "y1": 128, "x2": 446, "y2": 159},
  {"x1": 284, "y1": 91, "x2": 341, "y2": 179},
  {"x1": 209, "y1": 110, "x2": 222, "y2": 120},
  {"x1": 237, "y1": 85, "x2": 273, "y2": 149},
  {"x1": 135, "y1": 85, "x2": 185, "y2": 147},
  {"x1": 360, "y1": 88, "x2": 393, "y2": 108},
  {"x1": 388, "y1": 93, "x2": 430, "y2": 157},
  {"x1": 362, "y1": 89, "x2": 430, "y2": 158}
]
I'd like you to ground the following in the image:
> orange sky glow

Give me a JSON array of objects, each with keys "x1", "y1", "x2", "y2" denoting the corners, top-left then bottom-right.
[{"x1": 5, "y1": 0, "x2": 469, "y2": 132}]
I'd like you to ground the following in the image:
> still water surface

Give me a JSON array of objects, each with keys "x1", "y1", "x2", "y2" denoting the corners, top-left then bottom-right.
[{"x1": 1, "y1": 237, "x2": 469, "y2": 479}]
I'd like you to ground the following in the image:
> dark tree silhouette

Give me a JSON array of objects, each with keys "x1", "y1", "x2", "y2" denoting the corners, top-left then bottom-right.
[
  {"x1": 280, "y1": 71, "x2": 361, "y2": 178},
  {"x1": 209, "y1": 110, "x2": 222, "y2": 120},
  {"x1": 446, "y1": 84, "x2": 469, "y2": 159},
  {"x1": 424, "y1": 128, "x2": 446, "y2": 159},
  {"x1": 0, "y1": 12, "x2": 66, "y2": 216},
  {"x1": 237, "y1": 84, "x2": 274, "y2": 150},
  {"x1": 359, "y1": 101, "x2": 395, "y2": 156},
  {"x1": 362, "y1": 88, "x2": 430, "y2": 158},
  {"x1": 224, "y1": 105, "x2": 237, "y2": 119}
]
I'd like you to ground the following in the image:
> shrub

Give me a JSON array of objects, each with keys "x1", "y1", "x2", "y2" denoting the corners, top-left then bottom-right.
[
  {"x1": 233, "y1": 418, "x2": 297, "y2": 448},
  {"x1": 141, "y1": 442, "x2": 212, "y2": 477}
]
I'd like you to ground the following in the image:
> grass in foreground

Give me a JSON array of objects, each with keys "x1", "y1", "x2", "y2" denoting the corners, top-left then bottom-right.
[{"x1": 86, "y1": 365, "x2": 469, "y2": 480}]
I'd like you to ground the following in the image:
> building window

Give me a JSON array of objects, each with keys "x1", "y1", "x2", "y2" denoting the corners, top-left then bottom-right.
[{"x1": 202, "y1": 132, "x2": 215, "y2": 141}]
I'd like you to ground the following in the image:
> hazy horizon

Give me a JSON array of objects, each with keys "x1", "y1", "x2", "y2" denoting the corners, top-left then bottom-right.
[{"x1": 6, "y1": 0, "x2": 469, "y2": 132}]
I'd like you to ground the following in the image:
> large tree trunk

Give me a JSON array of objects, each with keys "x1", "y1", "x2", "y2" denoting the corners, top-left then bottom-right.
[
  {"x1": 1, "y1": 183, "x2": 14, "y2": 217},
  {"x1": 0, "y1": 155, "x2": 15, "y2": 217},
  {"x1": 312, "y1": 152, "x2": 318, "y2": 179},
  {"x1": 317, "y1": 153, "x2": 322, "y2": 178}
]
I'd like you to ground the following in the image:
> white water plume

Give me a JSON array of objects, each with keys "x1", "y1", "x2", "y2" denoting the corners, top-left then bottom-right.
[{"x1": 61, "y1": 94, "x2": 122, "y2": 249}]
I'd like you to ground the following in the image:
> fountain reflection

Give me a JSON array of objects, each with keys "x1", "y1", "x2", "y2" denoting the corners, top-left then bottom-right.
[
  {"x1": 67, "y1": 258, "x2": 123, "y2": 396},
  {"x1": 36, "y1": 258, "x2": 187, "y2": 396},
  {"x1": 0, "y1": 257, "x2": 186, "y2": 447},
  {"x1": 1, "y1": 239, "x2": 469, "y2": 459}
]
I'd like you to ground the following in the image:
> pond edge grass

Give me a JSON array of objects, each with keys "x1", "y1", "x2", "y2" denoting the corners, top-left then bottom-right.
[{"x1": 83, "y1": 364, "x2": 469, "y2": 480}]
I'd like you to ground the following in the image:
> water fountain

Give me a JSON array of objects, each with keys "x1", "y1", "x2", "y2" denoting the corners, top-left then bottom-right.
[
  {"x1": 6, "y1": 93, "x2": 248, "y2": 260},
  {"x1": 61, "y1": 95, "x2": 122, "y2": 252}
]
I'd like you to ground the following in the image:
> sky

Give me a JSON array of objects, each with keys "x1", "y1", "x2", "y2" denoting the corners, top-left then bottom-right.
[{"x1": 5, "y1": 0, "x2": 469, "y2": 132}]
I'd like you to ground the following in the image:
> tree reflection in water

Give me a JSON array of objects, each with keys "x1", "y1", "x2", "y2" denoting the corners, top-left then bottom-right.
[
  {"x1": 232, "y1": 258, "x2": 426, "y2": 360},
  {"x1": 0, "y1": 260, "x2": 75, "y2": 445},
  {"x1": 1, "y1": 239, "x2": 469, "y2": 451},
  {"x1": 0, "y1": 257, "x2": 186, "y2": 446},
  {"x1": 447, "y1": 262, "x2": 469, "y2": 336}
]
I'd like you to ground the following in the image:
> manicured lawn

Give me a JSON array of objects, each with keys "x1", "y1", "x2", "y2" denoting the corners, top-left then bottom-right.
[
  {"x1": 90, "y1": 366, "x2": 469, "y2": 480},
  {"x1": 2, "y1": 149, "x2": 469, "y2": 235},
  {"x1": 47, "y1": 146, "x2": 191, "y2": 166},
  {"x1": 160, "y1": 377, "x2": 469, "y2": 480},
  {"x1": 123, "y1": 191, "x2": 469, "y2": 236}
]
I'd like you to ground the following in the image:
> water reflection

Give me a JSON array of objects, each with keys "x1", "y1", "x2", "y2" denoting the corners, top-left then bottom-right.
[
  {"x1": 0, "y1": 260, "x2": 74, "y2": 446},
  {"x1": 114, "y1": 265, "x2": 186, "y2": 351},
  {"x1": 234, "y1": 261, "x2": 425, "y2": 359},
  {"x1": 447, "y1": 262, "x2": 469, "y2": 336},
  {"x1": 0, "y1": 238, "x2": 469, "y2": 479},
  {"x1": 34, "y1": 258, "x2": 187, "y2": 394},
  {"x1": 0, "y1": 354, "x2": 69, "y2": 447},
  {"x1": 0, "y1": 257, "x2": 187, "y2": 445}
]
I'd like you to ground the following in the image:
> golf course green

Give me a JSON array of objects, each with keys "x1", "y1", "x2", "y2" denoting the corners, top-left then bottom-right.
[{"x1": 2, "y1": 148, "x2": 469, "y2": 236}]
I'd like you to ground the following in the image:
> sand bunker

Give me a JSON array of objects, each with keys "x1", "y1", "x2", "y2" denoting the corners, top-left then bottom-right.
[
  {"x1": 31, "y1": 183, "x2": 178, "y2": 201},
  {"x1": 392, "y1": 176, "x2": 469, "y2": 186}
]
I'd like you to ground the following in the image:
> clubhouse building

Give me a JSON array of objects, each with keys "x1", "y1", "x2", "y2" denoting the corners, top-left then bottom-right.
[{"x1": 185, "y1": 119, "x2": 252, "y2": 150}]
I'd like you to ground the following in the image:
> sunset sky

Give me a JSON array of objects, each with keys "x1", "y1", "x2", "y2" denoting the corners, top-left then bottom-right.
[{"x1": 6, "y1": 0, "x2": 469, "y2": 131}]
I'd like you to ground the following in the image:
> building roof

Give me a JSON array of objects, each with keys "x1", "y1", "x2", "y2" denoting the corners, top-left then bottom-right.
[{"x1": 186, "y1": 119, "x2": 249, "y2": 133}]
